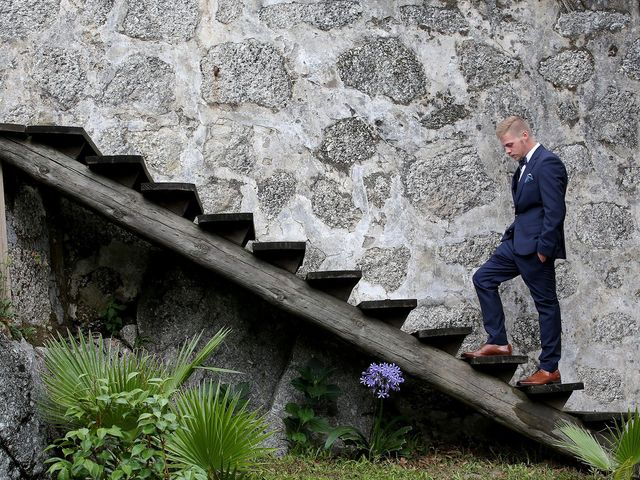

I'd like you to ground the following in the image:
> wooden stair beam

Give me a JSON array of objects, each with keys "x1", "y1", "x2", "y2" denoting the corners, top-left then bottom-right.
[
  {"x1": 358, "y1": 299, "x2": 417, "y2": 329},
  {"x1": 0, "y1": 157, "x2": 10, "y2": 298},
  {"x1": 305, "y1": 270, "x2": 362, "y2": 301},
  {"x1": 0, "y1": 135, "x2": 586, "y2": 455},
  {"x1": 516, "y1": 382, "x2": 585, "y2": 410},
  {"x1": 252, "y1": 241, "x2": 306, "y2": 274},
  {"x1": 25, "y1": 125, "x2": 101, "y2": 163},
  {"x1": 0, "y1": 124, "x2": 28, "y2": 138},
  {"x1": 197, "y1": 213, "x2": 255, "y2": 247},
  {"x1": 85, "y1": 155, "x2": 152, "y2": 190},
  {"x1": 140, "y1": 182, "x2": 203, "y2": 220},
  {"x1": 413, "y1": 327, "x2": 472, "y2": 355},
  {"x1": 465, "y1": 355, "x2": 528, "y2": 382}
]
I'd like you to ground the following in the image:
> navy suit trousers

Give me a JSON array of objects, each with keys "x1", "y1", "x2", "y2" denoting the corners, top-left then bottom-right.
[{"x1": 472, "y1": 239, "x2": 562, "y2": 372}]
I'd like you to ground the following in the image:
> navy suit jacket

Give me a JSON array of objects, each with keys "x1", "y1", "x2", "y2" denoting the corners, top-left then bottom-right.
[{"x1": 501, "y1": 145, "x2": 568, "y2": 259}]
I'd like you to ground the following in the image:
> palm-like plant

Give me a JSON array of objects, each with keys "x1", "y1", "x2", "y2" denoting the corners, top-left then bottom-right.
[
  {"x1": 41, "y1": 328, "x2": 274, "y2": 479},
  {"x1": 167, "y1": 381, "x2": 273, "y2": 479},
  {"x1": 555, "y1": 410, "x2": 640, "y2": 480},
  {"x1": 40, "y1": 328, "x2": 231, "y2": 429}
]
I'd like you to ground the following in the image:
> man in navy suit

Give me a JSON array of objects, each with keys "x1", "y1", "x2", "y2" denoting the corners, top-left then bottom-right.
[{"x1": 463, "y1": 116, "x2": 568, "y2": 386}]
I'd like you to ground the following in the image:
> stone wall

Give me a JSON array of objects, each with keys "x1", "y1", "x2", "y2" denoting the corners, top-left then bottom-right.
[
  {"x1": 1, "y1": 0, "x2": 640, "y2": 457},
  {"x1": 0, "y1": 336, "x2": 49, "y2": 480}
]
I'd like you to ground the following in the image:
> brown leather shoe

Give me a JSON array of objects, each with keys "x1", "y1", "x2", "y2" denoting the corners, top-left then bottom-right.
[
  {"x1": 462, "y1": 343, "x2": 513, "y2": 359},
  {"x1": 517, "y1": 369, "x2": 561, "y2": 386}
]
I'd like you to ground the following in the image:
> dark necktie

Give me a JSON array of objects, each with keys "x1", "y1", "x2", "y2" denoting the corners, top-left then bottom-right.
[{"x1": 518, "y1": 158, "x2": 526, "y2": 179}]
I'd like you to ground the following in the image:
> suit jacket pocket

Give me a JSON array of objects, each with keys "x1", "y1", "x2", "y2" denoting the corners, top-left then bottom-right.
[{"x1": 518, "y1": 220, "x2": 541, "y2": 238}]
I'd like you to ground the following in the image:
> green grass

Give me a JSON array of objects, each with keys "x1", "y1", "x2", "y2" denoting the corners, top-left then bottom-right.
[{"x1": 252, "y1": 450, "x2": 605, "y2": 480}]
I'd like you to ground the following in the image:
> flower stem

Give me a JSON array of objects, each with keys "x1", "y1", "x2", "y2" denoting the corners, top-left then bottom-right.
[{"x1": 369, "y1": 398, "x2": 384, "y2": 459}]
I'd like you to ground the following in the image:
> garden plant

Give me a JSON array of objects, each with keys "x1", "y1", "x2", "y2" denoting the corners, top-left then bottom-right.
[
  {"x1": 41, "y1": 328, "x2": 272, "y2": 479},
  {"x1": 324, "y1": 362, "x2": 412, "y2": 460},
  {"x1": 556, "y1": 410, "x2": 640, "y2": 480},
  {"x1": 283, "y1": 359, "x2": 340, "y2": 454}
]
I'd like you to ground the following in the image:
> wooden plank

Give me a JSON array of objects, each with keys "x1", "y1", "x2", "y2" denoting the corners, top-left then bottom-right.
[
  {"x1": 197, "y1": 213, "x2": 255, "y2": 247},
  {"x1": 252, "y1": 241, "x2": 306, "y2": 274},
  {"x1": 465, "y1": 356, "x2": 529, "y2": 383},
  {"x1": 516, "y1": 382, "x2": 585, "y2": 394},
  {"x1": 516, "y1": 383, "x2": 585, "y2": 411},
  {"x1": 306, "y1": 270, "x2": 362, "y2": 301},
  {"x1": 570, "y1": 411, "x2": 628, "y2": 423},
  {"x1": 569, "y1": 411, "x2": 629, "y2": 429},
  {"x1": 0, "y1": 136, "x2": 584, "y2": 454},
  {"x1": 466, "y1": 356, "x2": 529, "y2": 365},
  {"x1": 85, "y1": 155, "x2": 152, "y2": 190},
  {"x1": 26, "y1": 125, "x2": 101, "y2": 162},
  {"x1": 0, "y1": 161, "x2": 10, "y2": 298},
  {"x1": 0, "y1": 124, "x2": 27, "y2": 137},
  {"x1": 140, "y1": 182, "x2": 203, "y2": 220},
  {"x1": 358, "y1": 299, "x2": 417, "y2": 329},
  {"x1": 412, "y1": 326, "x2": 472, "y2": 355},
  {"x1": 414, "y1": 326, "x2": 473, "y2": 339}
]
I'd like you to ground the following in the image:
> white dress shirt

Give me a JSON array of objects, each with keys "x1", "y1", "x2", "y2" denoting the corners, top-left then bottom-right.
[{"x1": 519, "y1": 142, "x2": 541, "y2": 180}]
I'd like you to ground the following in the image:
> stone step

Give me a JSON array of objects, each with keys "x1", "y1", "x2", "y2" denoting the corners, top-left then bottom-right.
[
  {"x1": 305, "y1": 270, "x2": 362, "y2": 301},
  {"x1": 516, "y1": 382, "x2": 584, "y2": 410},
  {"x1": 412, "y1": 326, "x2": 472, "y2": 355},
  {"x1": 0, "y1": 123, "x2": 27, "y2": 138},
  {"x1": 197, "y1": 213, "x2": 255, "y2": 247},
  {"x1": 140, "y1": 182, "x2": 203, "y2": 220},
  {"x1": 465, "y1": 355, "x2": 528, "y2": 382},
  {"x1": 357, "y1": 299, "x2": 417, "y2": 329},
  {"x1": 25, "y1": 125, "x2": 101, "y2": 162},
  {"x1": 251, "y1": 241, "x2": 306, "y2": 274},
  {"x1": 85, "y1": 155, "x2": 153, "y2": 190}
]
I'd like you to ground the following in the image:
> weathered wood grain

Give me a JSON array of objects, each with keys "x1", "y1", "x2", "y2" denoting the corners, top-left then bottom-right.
[{"x1": 0, "y1": 162, "x2": 10, "y2": 297}]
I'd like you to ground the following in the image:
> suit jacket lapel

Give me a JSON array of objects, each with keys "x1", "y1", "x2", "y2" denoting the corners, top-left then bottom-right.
[{"x1": 515, "y1": 145, "x2": 544, "y2": 204}]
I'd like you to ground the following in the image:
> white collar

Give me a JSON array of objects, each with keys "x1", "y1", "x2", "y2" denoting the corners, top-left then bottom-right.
[{"x1": 525, "y1": 143, "x2": 541, "y2": 163}]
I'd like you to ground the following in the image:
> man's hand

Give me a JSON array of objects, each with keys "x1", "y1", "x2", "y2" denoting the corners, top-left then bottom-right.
[{"x1": 537, "y1": 252, "x2": 547, "y2": 263}]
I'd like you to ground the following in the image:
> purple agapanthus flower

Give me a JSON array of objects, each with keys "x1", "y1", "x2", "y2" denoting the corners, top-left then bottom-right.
[{"x1": 360, "y1": 362, "x2": 405, "y2": 399}]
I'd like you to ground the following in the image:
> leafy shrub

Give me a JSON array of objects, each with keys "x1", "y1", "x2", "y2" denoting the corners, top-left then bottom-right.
[
  {"x1": 41, "y1": 329, "x2": 272, "y2": 479},
  {"x1": 283, "y1": 359, "x2": 339, "y2": 453},
  {"x1": 284, "y1": 359, "x2": 412, "y2": 461},
  {"x1": 46, "y1": 390, "x2": 178, "y2": 479},
  {"x1": 40, "y1": 329, "x2": 228, "y2": 429},
  {"x1": 99, "y1": 298, "x2": 127, "y2": 335},
  {"x1": 168, "y1": 381, "x2": 272, "y2": 478},
  {"x1": 556, "y1": 410, "x2": 640, "y2": 480}
]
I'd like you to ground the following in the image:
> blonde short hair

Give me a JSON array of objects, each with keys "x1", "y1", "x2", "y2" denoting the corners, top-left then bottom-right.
[{"x1": 496, "y1": 116, "x2": 532, "y2": 138}]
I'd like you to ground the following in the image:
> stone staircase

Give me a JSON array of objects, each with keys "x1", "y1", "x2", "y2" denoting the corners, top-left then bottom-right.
[{"x1": 0, "y1": 123, "x2": 625, "y2": 454}]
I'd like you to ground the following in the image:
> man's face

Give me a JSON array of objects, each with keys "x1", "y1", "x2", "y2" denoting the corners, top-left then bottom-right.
[{"x1": 499, "y1": 130, "x2": 529, "y2": 161}]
